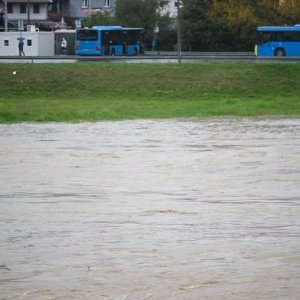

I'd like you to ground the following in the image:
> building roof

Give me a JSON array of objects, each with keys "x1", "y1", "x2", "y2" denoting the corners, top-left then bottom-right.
[{"x1": 6, "y1": 0, "x2": 51, "y2": 3}]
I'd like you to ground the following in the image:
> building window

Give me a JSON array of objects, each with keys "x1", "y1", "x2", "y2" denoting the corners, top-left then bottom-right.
[
  {"x1": 4, "y1": 40, "x2": 9, "y2": 46},
  {"x1": 82, "y1": 0, "x2": 88, "y2": 8},
  {"x1": 7, "y1": 3, "x2": 13, "y2": 13},
  {"x1": 105, "y1": 0, "x2": 110, "y2": 7},
  {"x1": 20, "y1": 3, "x2": 27, "y2": 14},
  {"x1": 27, "y1": 40, "x2": 32, "y2": 46},
  {"x1": 33, "y1": 4, "x2": 40, "y2": 14}
]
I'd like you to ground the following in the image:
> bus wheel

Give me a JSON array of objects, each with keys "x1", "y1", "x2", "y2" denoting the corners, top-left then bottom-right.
[
  {"x1": 111, "y1": 49, "x2": 115, "y2": 56},
  {"x1": 275, "y1": 48, "x2": 286, "y2": 57}
]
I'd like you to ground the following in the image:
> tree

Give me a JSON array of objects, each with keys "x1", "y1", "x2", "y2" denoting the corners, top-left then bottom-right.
[
  {"x1": 84, "y1": 11, "x2": 114, "y2": 27},
  {"x1": 209, "y1": 0, "x2": 259, "y2": 50},
  {"x1": 115, "y1": 0, "x2": 170, "y2": 50},
  {"x1": 209, "y1": 0, "x2": 300, "y2": 50},
  {"x1": 181, "y1": 0, "x2": 300, "y2": 51},
  {"x1": 181, "y1": 0, "x2": 214, "y2": 51},
  {"x1": 253, "y1": 0, "x2": 282, "y2": 25},
  {"x1": 280, "y1": 0, "x2": 300, "y2": 24}
]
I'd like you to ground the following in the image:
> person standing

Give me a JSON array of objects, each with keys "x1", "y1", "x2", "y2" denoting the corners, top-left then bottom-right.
[
  {"x1": 17, "y1": 37, "x2": 25, "y2": 56},
  {"x1": 61, "y1": 37, "x2": 67, "y2": 55}
]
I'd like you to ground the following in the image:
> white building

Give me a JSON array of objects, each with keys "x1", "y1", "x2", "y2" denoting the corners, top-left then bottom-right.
[
  {"x1": 0, "y1": 30, "x2": 54, "y2": 56},
  {"x1": 2, "y1": 0, "x2": 51, "y2": 26}
]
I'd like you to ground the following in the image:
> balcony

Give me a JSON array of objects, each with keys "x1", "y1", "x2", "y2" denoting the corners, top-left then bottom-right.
[{"x1": 48, "y1": 12, "x2": 70, "y2": 22}]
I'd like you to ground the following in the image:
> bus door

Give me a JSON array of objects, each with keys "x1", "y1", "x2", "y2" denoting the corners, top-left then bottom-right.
[
  {"x1": 109, "y1": 44, "x2": 123, "y2": 56},
  {"x1": 126, "y1": 29, "x2": 144, "y2": 55},
  {"x1": 102, "y1": 31, "x2": 111, "y2": 55},
  {"x1": 110, "y1": 30, "x2": 124, "y2": 56},
  {"x1": 257, "y1": 31, "x2": 273, "y2": 56},
  {"x1": 127, "y1": 45, "x2": 139, "y2": 55},
  {"x1": 102, "y1": 30, "x2": 123, "y2": 56}
]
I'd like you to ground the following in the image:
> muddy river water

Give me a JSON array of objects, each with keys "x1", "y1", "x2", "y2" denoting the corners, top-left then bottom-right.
[{"x1": 0, "y1": 118, "x2": 299, "y2": 300}]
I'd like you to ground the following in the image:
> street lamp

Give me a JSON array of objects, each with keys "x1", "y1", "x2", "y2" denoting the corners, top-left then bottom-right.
[{"x1": 176, "y1": 0, "x2": 182, "y2": 63}]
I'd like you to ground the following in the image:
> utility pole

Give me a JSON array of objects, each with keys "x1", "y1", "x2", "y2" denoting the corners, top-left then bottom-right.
[
  {"x1": 88, "y1": 0, "x2": 92, "y2": 17},
  {"x1": 4, "y1": 0, "x2": 8, "y2": 31},
  {"x1": 27, "y1": 0, "x2": 30, "y2": 25},
  {"x1": 176, "y1": 0, "x2": 182, "y2": 63}
]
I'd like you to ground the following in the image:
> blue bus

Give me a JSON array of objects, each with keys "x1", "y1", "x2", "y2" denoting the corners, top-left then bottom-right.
[
  {"x1": 255, "y1": 24, "x2": 300, "y2": 56},
  {"x1": 75, "y1": 26, "x2": 144, "y2": 56}
]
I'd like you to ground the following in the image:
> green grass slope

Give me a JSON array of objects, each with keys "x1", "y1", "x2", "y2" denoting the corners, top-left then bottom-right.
[{"x1": 0, "y1": 62, "x2": 299, "y2": 122}]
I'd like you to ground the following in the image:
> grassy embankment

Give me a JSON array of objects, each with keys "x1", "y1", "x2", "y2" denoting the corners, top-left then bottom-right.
[{"x1": 0, "y1": 62, "x2": 299, "y2": 123}]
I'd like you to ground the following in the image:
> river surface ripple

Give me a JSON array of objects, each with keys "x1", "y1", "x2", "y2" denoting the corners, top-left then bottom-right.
[{"x1": 0, "y1": 118, "x2": 299, "y2": 300}]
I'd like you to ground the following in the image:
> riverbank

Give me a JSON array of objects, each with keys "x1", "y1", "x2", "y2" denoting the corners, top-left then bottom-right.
[{"x1": 0, "y1": 62, "x2": 299, "y2": 123}]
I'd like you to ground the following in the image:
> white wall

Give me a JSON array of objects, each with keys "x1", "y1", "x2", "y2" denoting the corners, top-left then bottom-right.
[
  {"x1": 38, "y1": 32, "x2": 55, "y2": 56},
  {"x1": 0, "y1": 32, "x2": 54, "y2": 56}
]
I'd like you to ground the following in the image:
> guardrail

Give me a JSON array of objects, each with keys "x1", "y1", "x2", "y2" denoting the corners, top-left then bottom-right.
[
  {"x1": 144, "y1": 51, "x2": 255, "y2": 56},
  {"x1": 0, "y1": 53, "x2": 299, "y2": 63}
]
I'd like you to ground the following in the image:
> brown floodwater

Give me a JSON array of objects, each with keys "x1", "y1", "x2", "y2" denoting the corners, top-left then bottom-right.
[{"x1": 0, "y1": 118, "x2": 299, "y2": 300}]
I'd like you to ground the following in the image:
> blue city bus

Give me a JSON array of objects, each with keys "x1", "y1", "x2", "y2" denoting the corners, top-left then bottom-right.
[
  {"x1": 75, "y1": 26, "x2": 144, "y2": 56},
  {"x1": 255, "y1": 24, "x2": 300, "y2": 56}
]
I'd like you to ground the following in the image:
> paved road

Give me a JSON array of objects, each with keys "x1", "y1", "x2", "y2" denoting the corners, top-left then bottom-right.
[{"x1": 0, "y1": 52, "x2": 299, "y2": 63}]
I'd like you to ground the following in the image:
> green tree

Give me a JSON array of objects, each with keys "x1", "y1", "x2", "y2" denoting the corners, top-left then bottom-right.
[
  {"x1": 251, "y1": 0, "x2": 300, "y2": 25},
  {"x1": 155, "y1": 14, "x2": 177, "y2": 51},
  {"x1": 84, "y1": 11, "x2": 114, "y2": 27},
  {"x1": 181, "y1": 0, "x2": 214, "y2": 51},
  {"x1": 280, "y1": 0, "x2": 300, "y2": 24},
  {"x1": 115, "y1": 0, "x2": 170, "y2": 50},
  {"x1": 210, "y1": 0, "x2": 300, "y2": 50},
  {"x1": 253, "y1": 0, "x2": 282, "y2": 25},
  {"x1": 209, "y1": 0, "x2": 259, "y2": 50},
  {"x1": 181, "y1": 0, "x2": 299, "y2": 51}
]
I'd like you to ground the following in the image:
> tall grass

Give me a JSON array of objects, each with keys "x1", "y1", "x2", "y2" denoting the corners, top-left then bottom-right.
[{"x1": 0, "y1": 62, "x2": 299, "y2": 123}]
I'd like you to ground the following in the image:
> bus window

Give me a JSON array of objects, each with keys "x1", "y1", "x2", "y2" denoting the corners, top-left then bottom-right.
[
  {"x1": 283, "y1": 31, "x2": 300, "y2": 42},
  {"x1": 110, "y1": 30, "x2": 125, "y2": 45},
  {"x1": 261, "y1": 32, "x2": 272, "y2": 44},
  {"x1": 77, "y1": 29, "x2": 98, "y2": 41},
  {"x1": 275, "y1": 32, "x2": 284, "y2": 41}
]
